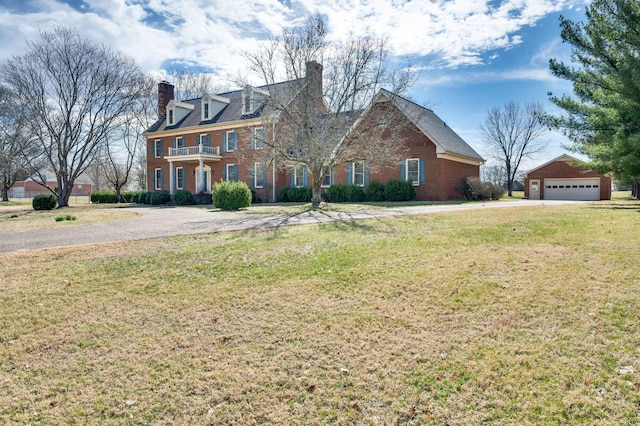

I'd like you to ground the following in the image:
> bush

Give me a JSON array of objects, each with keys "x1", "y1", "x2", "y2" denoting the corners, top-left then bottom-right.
[
  {"x1": 150, "y1": 191, "x2": 171, "y2": 205},
  {"x1": 384, "y1": 179, "x2": 416, "y2": 201},
  {"x1": 277, "y1": 186, "x2": 312, "y2": 203},
  {"x1": 212, "y1": 181, "x2": 252, "y2": 210},
  {"x1": 32, "y1": 193, "x2": 57, "y2": 210},
  {"x1": 90, "y1": 189, "x2": 116, "y2": 203},
  {"x1": 173, "y1": 190, "x2": 194, "y2": 206},
  {"x1": 462, "y1": 177, "x2": 506, "y2": 201},
  {"x1": 326, "y1": 183, "x2": 347, "y2": 202},
  {"x1": 119, "y1": 191, "x2": 140, "y2": 203},
  {"x1": 365, "y1": 180, "x2": 385, "y2": 202},
  {"x1": 194, "y1": 192, "x2": 212, "y2": 205},
  {"x1": 345, "y1": 185, "x2": 366, "y2": 202}
]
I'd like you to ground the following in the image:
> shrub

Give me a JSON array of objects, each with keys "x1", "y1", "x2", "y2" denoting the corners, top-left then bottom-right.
[
  {"x1": 150, "y1": 191, "x2": 171, "y2": 205},
  {"x1": 194, "y1": 192, "x2": 212, "y2": 205},
  {"x1": 119, "y1": 191, "x2": 140, "y2": 203},
  {"x1": 277, "y1": 186, "x2": 312, "y2": 202},
  {"x1": 212, "y1": 180, "x2": 252, "y2": 210},
  {"x1": 384, "y1": 179, "x2": 416, "y2": 201},
  {"x1": 90, "y1": 189, "x2": 116, "y2": 203},
  {"x1": 173, "y1": 189, "x2": 194, "y2": 206},
  {"x1": 345, "y1": 185, "x2": 366, "y2": 202},
  {"x1": 32, "y1": 193, "x2": 57, "y2": 210},
  {"x1": 365, "y1": 180, "x2": 385, "y2": 202},
  {"x1": 462, "y1": 177, "x2": 506, "y2": 201},
  {"x1": 326, "y1": 183, "x2": 347, "y2": 202}
]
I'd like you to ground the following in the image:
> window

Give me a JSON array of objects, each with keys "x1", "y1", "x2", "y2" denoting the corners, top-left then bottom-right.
[
  {"x1": 406, "y1": 159, "x2": 420, "y2": 185},
  {"x1": 176, "y1": 167, "x2": 184, "y2": 190},
  {"x1": 352, "y1": 162, "x2": 365, "y2": 187},
  {"x1": 252, "y1": 127, "x2": 266, "y2": 149},
  {"x1": 225, "y1": 164, "x2": 238, "y2": 182},
  {"x1": 203, "y1": 102, "x2": 209, "y2": 120},
  {"x1": 293, "y1": 166, "x2": 305, "y2": 187},
  {"x1": 78, "y1": 185, "x2": 83, "y2": 192},
  {"x1": 168, "y1": 108, "x2": 174, "y2": 125},
  {"x1": 253, "y1": 162, "x2": 266, "y2": 188},
  {"x1": 321, "y1": 167, "x2": 332, "y2": 187},
  {"x1": 153, "y1": 140, "x2": 163, "y2": 158},
  {"x1": 224, "y1": 131, "x2": 237, "y2": 151},
  {"x1": 175, "y1": 137, "x2": 185, "y2": 148},
  {"x1": 243, "y1": 88, "x2": 252, "y2": 114},
  {"x1": 154, "y1": 168, "x2": 163, "y2": 190},
  {"x1": 198, "y1": 134, "x2": 210, "y2": 147}
]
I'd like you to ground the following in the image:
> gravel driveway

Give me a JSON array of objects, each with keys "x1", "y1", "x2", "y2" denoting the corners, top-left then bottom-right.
[{"x1": 0, "y1": 200, "x2": 579, "y2": 253}]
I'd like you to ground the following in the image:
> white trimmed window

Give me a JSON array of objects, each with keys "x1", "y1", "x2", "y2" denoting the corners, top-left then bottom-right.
[
  {"x1": 225, "y1": 164, "x2": 238, "y2": 182},
  {"x1": 321, "y1": 167, "x2": 332, "y2": 188},
  {"x1": 352, "y1": 162, "x2": 365, "y2": 187},
  {"x1": 153, "y1": 140, "x2": 163, "y2": 158},
  {"x1": 293, "y1": 166, "x2": 305, "y2": 188},
  {"x1": 168, "y1": 108, "x2": 174, "y2": 125},
  {"x1": 176, "y1": 167, "x2": 184, "y2": 190},
  {"x1": 224, "y1": 131, "x2": 237, "y2": 151},
  {"x1": 254, "y1": 162, "x2": 266, "y2": 188},
  {"x1": 175, "y1": 136, "x2": 185, "y2": 148},
  {"x1": 203, "y1": 102, "x2": 210, "y2": 120},
  {"x1": 406, "y1": 159, "x2": 420, "y2": 186},
  {"x1": 154, "y1": 168, "x2": 163, "y2": 190},
  {"x1": 253, "y1": 127, "x2": 266, "y2": 149}
]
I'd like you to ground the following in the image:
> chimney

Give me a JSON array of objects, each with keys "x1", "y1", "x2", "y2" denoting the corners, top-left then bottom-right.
[
  {"x1": 157, "y1": 81, "x2": 174, "y2": 119},
  {"x1": 305, "y1": 61, "x2": 323, "y2": 101}
]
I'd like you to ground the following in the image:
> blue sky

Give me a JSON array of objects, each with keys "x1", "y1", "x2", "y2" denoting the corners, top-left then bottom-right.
[{"x1": 0, "y1": 0, "x2": 590, "y2": 170}]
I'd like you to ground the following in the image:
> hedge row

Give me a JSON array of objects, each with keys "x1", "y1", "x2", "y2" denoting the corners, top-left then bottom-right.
[
  {"x1": 90, "y1": 189, "x2": 143, "y2": 203},
  {"x1": 325, "y1": 179, "x2": 416, "y2": 202}
]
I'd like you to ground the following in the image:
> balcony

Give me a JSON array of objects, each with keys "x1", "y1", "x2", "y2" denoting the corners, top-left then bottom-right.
[{"x1": 166, "y1": 145, "x2": 221, "y2": 162}]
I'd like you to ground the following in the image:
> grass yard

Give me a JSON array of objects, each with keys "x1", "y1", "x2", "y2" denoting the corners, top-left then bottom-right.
[{"x1": 1, "y1": 197, "x2": 639, "y2": 424}]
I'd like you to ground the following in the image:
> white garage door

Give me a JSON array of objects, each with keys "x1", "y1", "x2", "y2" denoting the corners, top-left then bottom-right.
[{"x1": 544, "y1": 178, "x2": 601, "y2": 201}]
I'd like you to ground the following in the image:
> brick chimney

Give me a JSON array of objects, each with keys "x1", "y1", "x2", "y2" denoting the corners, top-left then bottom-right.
[
  {"x1": 305, "y1": 61, "x2": 323, "y2": 102},
  {"x1": 157, "y1": 81, "x2": 174, "y2": 119}
]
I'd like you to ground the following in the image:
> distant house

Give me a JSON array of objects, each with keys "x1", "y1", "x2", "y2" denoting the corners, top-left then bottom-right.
[
  {"x1": 144, "y1": 62, "x2": 484, "y2": 201},
  {"x1": 523, "y1": 154, "x2": 611, "y2": 201},
  {"x1": 9, "y1": 177, "x2": 92, "y2": 199}
]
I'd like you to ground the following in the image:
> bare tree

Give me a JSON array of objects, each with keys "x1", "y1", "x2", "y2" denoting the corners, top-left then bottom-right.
[
  {"x1": 0, "y1": 26, "x2": 147, "y2": 207},
  {"x1": 480, "y1": 101, "x2": 548, "y2": 196},
  {"x1": 164, "y1": 68, "x2": 230, "y2": 101},
  {"x1": 481, "y1": 162, "x2": 507, "y2": 187},
  {"x1": 242, "y1": 16, "x2": 416, "y2": 208},
  {"x1": 0, "y1": 86, "x2": 40, "y2": 201}
]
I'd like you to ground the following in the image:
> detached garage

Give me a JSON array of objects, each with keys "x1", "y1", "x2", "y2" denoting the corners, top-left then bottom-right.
[{"x1": 523, "y1": 154, "x2": 611, "y2": 201}]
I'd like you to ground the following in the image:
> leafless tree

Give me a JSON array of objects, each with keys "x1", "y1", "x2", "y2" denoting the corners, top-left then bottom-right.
[
  {"x1": 0, "y1": 26, "x2": 148, "y2": 207},
  {"x1": 480, "y1": 101, "x2": 548, "y2": 196},
  {"x1": 481, "y1": 162, "x2": 507, "y2": 187},
  {"x1": 0, "y1": 86, "x2": 41, "y2": 201},
  {"x1": 242, "y1": 16, "x2": 416, "y2": 208},
  {"x1": 164, "y1": 68, "x2": 230, "y2": 101}
]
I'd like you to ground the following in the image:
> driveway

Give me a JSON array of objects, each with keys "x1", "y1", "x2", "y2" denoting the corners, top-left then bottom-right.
[{"x1": 0, "y1": 200, "x2": 580, "y2": 253}]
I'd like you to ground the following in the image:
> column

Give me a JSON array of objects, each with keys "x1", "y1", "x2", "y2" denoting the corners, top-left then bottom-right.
[
  {"x1": 169, "y1": 161, "x2": 175, "y2": 194},
  {"x1": 199, "y1": 158, "x2": 205, "y2": 193}
]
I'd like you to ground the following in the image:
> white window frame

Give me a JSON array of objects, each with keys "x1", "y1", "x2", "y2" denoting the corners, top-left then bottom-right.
[
  {"x1": 321, "y1": 167, "x2": 332, "y2": 188},
  {"x1": 154, "y1": 168, "x2": 163, "y2": 190},
  {"x1": 175, "y1": 136, "x2": 185, "y2": 148},
  {"x1": 406, "y1": 159, "x2": 420, "y2": 186},
  {"x1": 203, "y1": 102, "x2": 209, "y2": 120},
  {"x1": 254, "y1": 162, "x2": 265, "y2": 188},
  {"x1": 225, "y1": 130, "x2": 237, "y2": 152},
  {"x1": 253, "y1": 127, "x2": 266, "y2": 149},
  {"x1": 176, "y1": 167, "x2": 184, "y2": 190},
  {"x1": 242, "y1": 88, "x2": 253, "y2": 115},
  {"x1": 168, "y1": 108, "x2": 174, "y2": 125},
  {"x1": 352, "y1": 162, "x2": 365, "y2": 187},
  {"x1": 225, "y1": 164, "x2": 238, "y2": 182},
  {"x1": 293, "y1": 166, "x2": 305, "y2": 188},
  {"x1": 153, "y1": 140, "x2": 162, "y2": 158}
]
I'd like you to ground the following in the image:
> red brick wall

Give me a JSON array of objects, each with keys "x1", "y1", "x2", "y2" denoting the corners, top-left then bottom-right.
[{"x1": 524, "y1": 159, "x2": 611, "y2": 200}]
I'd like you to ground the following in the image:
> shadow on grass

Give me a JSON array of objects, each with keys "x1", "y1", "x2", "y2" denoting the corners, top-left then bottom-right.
[{"x1": 588, "y1": 202, "x2": 640, "y2": 212}]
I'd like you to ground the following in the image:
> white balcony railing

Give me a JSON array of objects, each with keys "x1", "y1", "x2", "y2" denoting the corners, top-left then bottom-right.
[{"x1": 168, "y1": 145, "x2": 220, "y2": 157}]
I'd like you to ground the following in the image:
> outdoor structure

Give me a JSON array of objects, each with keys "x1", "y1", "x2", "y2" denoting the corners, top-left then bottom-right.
[
  {"x1": 523, "y1": 154, "x2": 611, "y2": 201},
  {"x1": 145, "y1": 62, "x2": 484, "y2": 201},
  {"x1": 7, "y1": 176, "x2": 92, "y2": 199}
]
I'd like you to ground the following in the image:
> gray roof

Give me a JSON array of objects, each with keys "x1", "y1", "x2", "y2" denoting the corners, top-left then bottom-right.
[
  {"x1": 146, "y1": 79, "x2": 304, "y2": 133},
  {"x1": 378, "y1": 89, "x2": 484, "y2": 162}
]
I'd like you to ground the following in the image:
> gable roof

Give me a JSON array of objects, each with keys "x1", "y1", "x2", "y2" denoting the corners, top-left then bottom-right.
[
  {"x1": 374, "y1": 89, "x2": 485, "y2": 164},
  {"x1": 145, "y1": 78, "x2": 304, "y2": 134},
  {"x1": 522, "y1": 154, "x2": 587, "y2": 177}
]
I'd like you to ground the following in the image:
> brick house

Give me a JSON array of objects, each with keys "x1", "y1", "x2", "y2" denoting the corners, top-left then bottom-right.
[
  {"x1": 145, "y1": 62, "x2": 484, "y2": 201},
  {"x1": 523, "y1": 154, "x2": 611, "y2": 200},
  {"x1": 8, "y1": 176, "x2": 92, "y2": 199}
]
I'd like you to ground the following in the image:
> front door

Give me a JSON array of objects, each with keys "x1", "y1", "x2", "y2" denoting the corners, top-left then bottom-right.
[
  {"x1": 195, "y1": 166, "x2": 211, "y2": 194},
  {"x1": 529, "y1": 179, "x2": 540, "y2": 200}
]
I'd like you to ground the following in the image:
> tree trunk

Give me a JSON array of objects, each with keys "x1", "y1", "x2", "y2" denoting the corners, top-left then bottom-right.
[
  {"x1": 114, "y1": 185, "x2": 122, "y2": 203},
  {"x1": 57, "y1": 184, "x2": 72, "y2": 208},
  {"x1": 2, "y1": 186, "x2": 8, "y2": 202},
  {"x1": 311, "y1": 181, "x2": 322, "y2": 209}
]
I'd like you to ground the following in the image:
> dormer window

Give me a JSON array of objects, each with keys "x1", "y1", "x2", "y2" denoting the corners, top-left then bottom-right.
[
  {"x1": 243, "y1": 88, "x2": 252, "y2": 115},
  {"x1": 203, "y1": 103, "x2": 209, "y2": 120},
  {"x1": 168, "y1": 108, "x2": 174, "y2": 125},
  {"x1": 201, "y1": 94, "x2": 229, "y2": 122},
  {"x1": 166, "y1": 100, "x2": 194, "y2": 126},
  {"x1": 242, "y1": 86, "x2": 268, "y2": 115}
]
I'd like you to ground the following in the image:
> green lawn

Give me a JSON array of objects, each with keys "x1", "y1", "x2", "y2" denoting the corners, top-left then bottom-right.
[{"x1": 1, "y1": 196, "x2": 639, "y2": 424}]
